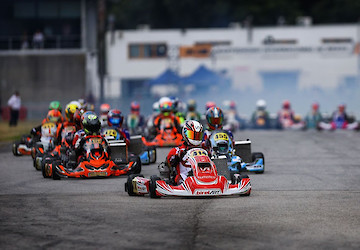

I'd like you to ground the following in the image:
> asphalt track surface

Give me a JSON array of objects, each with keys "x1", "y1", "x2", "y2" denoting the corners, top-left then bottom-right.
[{"x1": 0, "y1": 130, "x2": 359, "y2": 250}]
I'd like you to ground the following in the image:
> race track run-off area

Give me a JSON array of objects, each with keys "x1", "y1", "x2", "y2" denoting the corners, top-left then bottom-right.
[{"x1": 0, "y1": 130, "x2": 359, "y2": 249}]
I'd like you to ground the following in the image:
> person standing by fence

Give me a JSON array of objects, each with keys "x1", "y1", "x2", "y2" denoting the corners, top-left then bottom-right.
[{"x1": 7, "y1": 91, "x2": 21, "y2": 127}]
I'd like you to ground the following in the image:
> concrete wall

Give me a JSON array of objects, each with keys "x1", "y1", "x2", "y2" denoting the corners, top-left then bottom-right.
[{"x1": 0, "y1": 52, "x2": 86, "y2": 119}]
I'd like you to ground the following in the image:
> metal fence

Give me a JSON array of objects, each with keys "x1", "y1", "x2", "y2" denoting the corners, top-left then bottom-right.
[{"x1": 0, "y1": 35, "x2": 81, "y2": 50}]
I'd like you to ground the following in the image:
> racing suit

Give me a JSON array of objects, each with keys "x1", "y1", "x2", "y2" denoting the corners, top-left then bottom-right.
[
  {"x1": 153, "y1": 113, "x2": 182, "y2": 135},
  {"x1": 167, "y1": 141, "x2": 210, "y2": 185}
]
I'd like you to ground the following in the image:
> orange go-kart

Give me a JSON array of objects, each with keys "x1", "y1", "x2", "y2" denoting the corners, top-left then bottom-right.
[
  {"x1": 43, "y1": 136, "x2": 141, "y2": 179},
  {"x1": 142, "y1": 118, "x2": 183, "y2": 147}
]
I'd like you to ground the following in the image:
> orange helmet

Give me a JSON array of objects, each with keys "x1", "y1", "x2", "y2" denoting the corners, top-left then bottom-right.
[{"x1": 46, "y1": 109, "x2": 63, "y2": 123}]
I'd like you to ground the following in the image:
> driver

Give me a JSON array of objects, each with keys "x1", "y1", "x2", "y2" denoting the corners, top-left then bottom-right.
[
  {"x1": 166, "y1": 120, "x2": 206, "y2": 185},
  {"x1": 203, "y1": 106, "x2": 234, "y2": 145},
  {"x1": 75, "y1": 112, "x2": 109, "y2": 163},
  {"x1": 152, "y1": 97, "x2": 181, "y2": 135},
  {"x1": 101, "y1": 109, "x2": 130, "y2": 145}
]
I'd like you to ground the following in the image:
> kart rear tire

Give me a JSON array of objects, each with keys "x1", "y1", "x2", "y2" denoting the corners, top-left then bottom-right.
[
  {"x1": 252, "y1": 152, "x2": 265, "y2": 174},
  {"x1": 52, "y1": 163, "x2": 61, "y2": 180},
  {"x1": 12, "y1": 142, "x2": 20, "y2": 156},
  {"x1": 126, "y1": 174, "x2": 144, "y2": 196},
  {"x1": 149, "y1": 146, "x2": 157, "y2": 163},
  {"x1": 128, "y1": 155, "x2": 142, "y2": 174},
  {"x1": 149, "y1": 175, "x2": 161, "y2": 198},
  {"x1": 41, "y1": 162, "x2": 48, "y2": 178}
]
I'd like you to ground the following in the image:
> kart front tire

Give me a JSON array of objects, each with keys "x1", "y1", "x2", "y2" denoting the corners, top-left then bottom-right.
[
  {"x1": 125, "y1": 174, "x2": 144, "y2": 196},
  {"x1": 252, "y1": 152, "x2": 265, "y2": 174},
  {"x1": 149, "y1": 175, "x2": 161, "y2": 198}
]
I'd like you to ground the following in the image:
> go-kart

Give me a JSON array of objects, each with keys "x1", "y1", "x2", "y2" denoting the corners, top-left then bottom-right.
[
  {"x1": 125, "y1": 148, "x2": 251, "y2": 198},
  {"x1": 209, "y1": 130, "x2": 264, "y2": 174},
  {"x1": 142, "y1": 118, "x2": 183, "y2": 147},
  {"x1": 102, "y1": 127, "x2": 156, "y2": 165},
  {"x1": 250, "y1": 110, "x2": 272, "y2": 129},
  {"x1": 12, "y1": 122, "x2": 59, "y2": 157},
  {"x1": 12, "y1": 135, "x2": 33, "y2": 156},
  {"x1": 277, "y1": 112, "x2": 306, "y2": 130},
  {"x1": 126, "y1": 113, "x2": 144, "y2": 136},
  {"x1": 43, "y1": 136, "x2": 141, "y2": 179},
  {"x1": 34, "y1": 124, "x2": 77, "y2": 171}
]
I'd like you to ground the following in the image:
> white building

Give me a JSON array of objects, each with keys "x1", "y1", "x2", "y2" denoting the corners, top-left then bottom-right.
[{"x1": 105, "y1": 24, "x2": 360, "y2": 116}]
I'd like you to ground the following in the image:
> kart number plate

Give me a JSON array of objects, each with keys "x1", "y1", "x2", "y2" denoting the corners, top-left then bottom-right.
[
  {"x1": 214, "y1": 133, "x2": 229, "y2": 141},
  {"x1": 88, "y1": 172, "x2": 107, "y2": 177}
]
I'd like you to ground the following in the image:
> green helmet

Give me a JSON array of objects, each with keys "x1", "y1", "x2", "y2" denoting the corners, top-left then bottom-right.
[{"x1": 49, "y1": 101, "x2": 62, "y2": 112}]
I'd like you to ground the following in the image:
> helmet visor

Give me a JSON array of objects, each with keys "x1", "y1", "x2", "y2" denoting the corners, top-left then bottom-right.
[
  {"x1": 109, "y1": 117, "x2": 122, "y2": 126},
  {"x1": 207, "y1": 116, "x2": 223, "y2": 127},
  {"x1": 185, "y1": 129, "x2": 204, "y2": 141}
]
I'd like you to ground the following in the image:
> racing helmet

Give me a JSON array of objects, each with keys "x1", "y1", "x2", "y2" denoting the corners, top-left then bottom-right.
[
  {"x1": 282, "y1": 100, "x2": 291, "y2": 109},
  {"x1": 49, "y1": 101, "x2": 62, "y2": 113},
  {"x1": 182, "y1": 120, "x2": 204, "y2": 146},
  {"x1": 205, "y1": 101, "x2": 216, "y2": 111},
  {"x1": 338, "y1": 103, "x2": 346, "y2": 112},
  {"x1": 100, "y1": 103, "x2": 111, "y2": 115},
  {"x1": 256, "y1": 99, "x2": 267, "y2": 110},
  {"x1": 46, "y1": 109, "x2": 63, "y2": 123},
  {"x1": 131, "y1": 101, "x2": 140, "y2": 115},
  {"x1": 169, "y1": 96, "x2": 179, "y2": 112},
  {"x1": 206, "y1": 107, "x2": 224, "y2": 130},
  {"x1": 65, "y1": 103, "x2": 78, "y2": 122},
  {"x1": 152, "y1": 101, "x2": 160, "y2": 113},
  {"x1": 229, "y1": 100, "x2": 236, "y2": 110},
  {"x1": 78, "y1": 99, "x2": 87, "y2": 111},
  {"x1": 312, "y1": 102, "x2": 319, "y2": 111},
  {"x1": 82, "y1": 113, "x2": 101, "y2": 136},
  {"x1": 107, "y1": 109, "x2": 124, "y2": 128},
  {"x1": 187, "y1": 99, "x2": 197, "y2": 112},
  {"x1": 159, "y1": 100, "x2": 173, "y2": 116}
]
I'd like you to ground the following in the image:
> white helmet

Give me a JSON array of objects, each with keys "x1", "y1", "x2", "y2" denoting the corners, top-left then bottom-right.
[
  {"x1": 182, "y1": 120, "x2": 204, "y2": 146},
  {"x1": 256, "y1": 99, "x2": 266, "y2": 110},
  {"x1": 152, "y1": 101, "x2": 160, "y2": 112}
]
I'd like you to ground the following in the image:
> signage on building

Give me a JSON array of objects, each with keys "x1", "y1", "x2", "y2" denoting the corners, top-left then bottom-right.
[
  {"x1": 212, "y1": 44, "x2": 355, "y2": 58},
  {"x1": 179, "y1": 44, "x2": 212, "y2": 58}
]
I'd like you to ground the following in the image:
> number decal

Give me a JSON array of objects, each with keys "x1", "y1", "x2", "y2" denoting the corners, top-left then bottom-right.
[
  {"x1": 189, "y1": 149, "x2": 207, "y2": 157},
  {"x1": 214, "y1": 133, "x2": 229, "y2": 141},
  {"x1": 42, "y1": 122, "x2": 56, "y2": 129},
  {"x1": 104, "y1": 129, "x2": 118, "y2": 137}
]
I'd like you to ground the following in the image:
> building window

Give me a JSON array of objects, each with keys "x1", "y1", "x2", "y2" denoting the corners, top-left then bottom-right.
[
  {"x1": 14, "y1": 2, "x2": 36, "y2": 18},
  {"x1": 129, "y1": 45, "x2": 140, "y2": 58},
  {"x1": 128, "y1": 43, "x2": 167, "y2": 58},
  {"x1": 60, "y1": 2, "x2": 81, "y2": 18},
  {"x1": 38, "y1": 2, "x2": 58, "y2": 18}
]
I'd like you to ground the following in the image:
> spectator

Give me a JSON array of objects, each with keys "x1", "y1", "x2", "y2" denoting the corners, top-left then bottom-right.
[
  {"x1": 33, "y1": 30, "x2": 44, "y2": 49},
  {"x1": 8, "y1": 91, "x2": 21, "y2": 127}
]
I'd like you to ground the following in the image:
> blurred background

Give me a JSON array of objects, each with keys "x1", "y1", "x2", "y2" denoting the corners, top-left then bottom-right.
[{"x1": 0, "y1": 0, "x2": 360, "y2": 120}]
